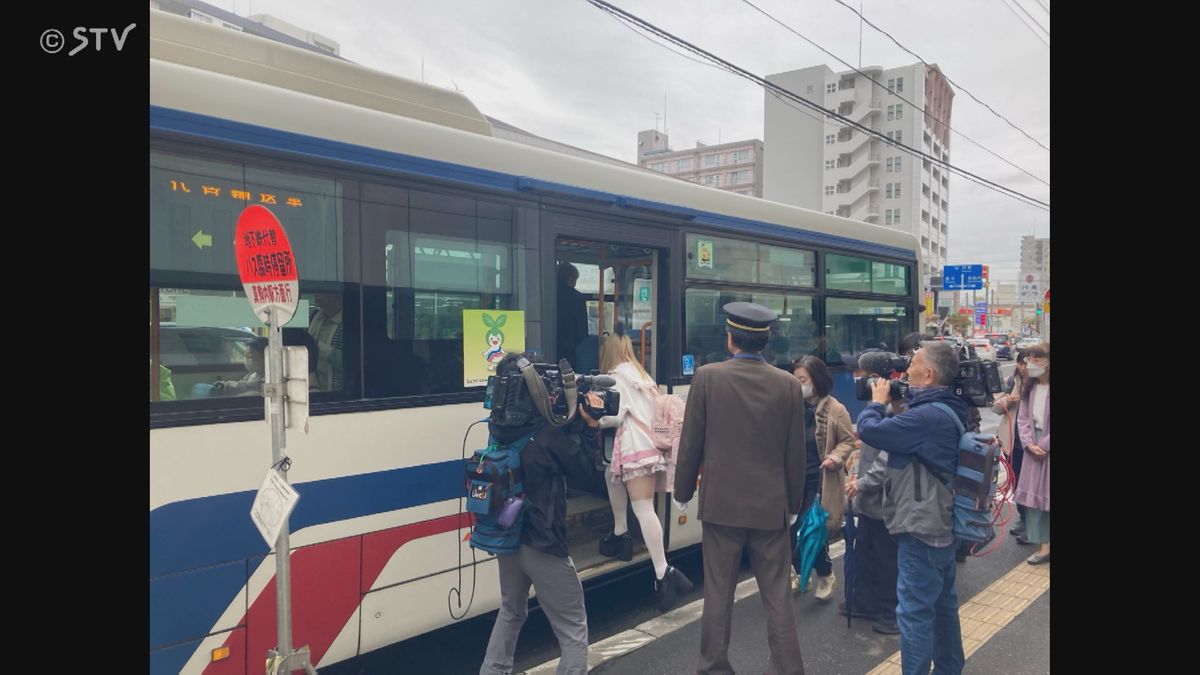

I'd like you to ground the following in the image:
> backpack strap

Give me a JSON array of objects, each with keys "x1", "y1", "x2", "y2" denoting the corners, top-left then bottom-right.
[
  {"x1": 518, "y1": 357, "x2": 577, "y2": 427},
  {"x1": 920, "y1": 402, "x2": 964, "y2": 487}
]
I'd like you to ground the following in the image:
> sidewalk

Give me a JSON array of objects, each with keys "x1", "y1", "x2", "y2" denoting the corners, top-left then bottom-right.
[{"x1": 530, "y1": 531, "x2": 1049, "y2": 674}]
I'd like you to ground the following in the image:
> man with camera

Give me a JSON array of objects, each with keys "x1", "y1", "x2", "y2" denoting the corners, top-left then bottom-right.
[
  {"x1": 480, "y1": 352, "x2": 600, "y2": 675},
  {"x1": 856, "y1": 340, "x2": 967, "y2": 675},
  {"x1": 674, "y1": 302, "x2": 808, "y2": 675}
]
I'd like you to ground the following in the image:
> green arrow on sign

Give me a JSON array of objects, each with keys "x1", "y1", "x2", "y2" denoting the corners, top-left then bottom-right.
[{"x1": 192, "y1": 230, "x2": 213, "y2": 249}]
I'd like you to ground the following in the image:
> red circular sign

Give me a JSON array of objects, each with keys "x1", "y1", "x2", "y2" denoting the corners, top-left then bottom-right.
[
  {"x1": 1025, "y1": 274, "x2": 1034, "y2": 282},
  {"x1": 234, "y1": 205, "x2": 300, "y2": 324}
]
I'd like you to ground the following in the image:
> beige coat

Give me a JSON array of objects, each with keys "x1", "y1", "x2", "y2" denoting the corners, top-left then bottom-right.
[
  {"x1": 812, "y1": 395, "x2": 858, "y2": 536},
  {"x1": 674, "y1": 357, "x2": 807, "y2": 530},
  {"x1": 991, "y1": 375, "x2": 1024, "y2": 456}
]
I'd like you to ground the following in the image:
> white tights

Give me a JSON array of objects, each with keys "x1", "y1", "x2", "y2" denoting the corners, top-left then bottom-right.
[{"x1": 604, "y1": 468, "x2": 668, "y2": 580}]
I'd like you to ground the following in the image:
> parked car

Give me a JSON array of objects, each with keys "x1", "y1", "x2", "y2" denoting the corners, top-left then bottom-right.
[{"x1": 967, "y1": 338, "x2": 997, "y2": 362}]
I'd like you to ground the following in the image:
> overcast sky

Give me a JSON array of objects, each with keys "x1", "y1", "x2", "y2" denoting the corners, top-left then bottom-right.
[{"x1": 220, "y1": 0, "x2": 1049, "y2": 283}]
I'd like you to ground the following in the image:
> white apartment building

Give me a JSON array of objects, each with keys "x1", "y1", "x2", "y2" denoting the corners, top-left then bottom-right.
[{"x1": 765, "y1": 63, "x2": 955, "y2": 291}]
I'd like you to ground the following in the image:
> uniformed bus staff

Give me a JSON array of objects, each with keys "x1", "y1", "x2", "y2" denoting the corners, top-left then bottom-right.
[{"x1": 673, "y1": 302, "x2": 808, "y2": 675}]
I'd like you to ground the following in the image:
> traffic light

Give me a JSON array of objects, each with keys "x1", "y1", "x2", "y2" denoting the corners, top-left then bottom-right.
[{"x1": 1036, "y1": 306, "x2": 1042, "y2": 316}]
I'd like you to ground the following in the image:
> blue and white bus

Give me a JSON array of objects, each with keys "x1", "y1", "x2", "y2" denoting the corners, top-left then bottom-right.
[{"x1": 149, "y1": 10, "x2": 923, "y2": 674}]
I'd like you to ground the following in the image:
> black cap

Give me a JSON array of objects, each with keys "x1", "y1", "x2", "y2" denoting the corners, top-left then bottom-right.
[{"x1": 723, "y1": 302, "x2": 776, "y2": 332}]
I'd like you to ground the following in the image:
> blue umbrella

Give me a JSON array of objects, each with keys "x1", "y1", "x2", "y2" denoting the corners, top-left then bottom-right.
[
  {"x1": 794, "y1": 496, "x2": 829, "y2": 592},
  {"x1": 841, "y1": 506, "x2": 857, "y2": 629}
]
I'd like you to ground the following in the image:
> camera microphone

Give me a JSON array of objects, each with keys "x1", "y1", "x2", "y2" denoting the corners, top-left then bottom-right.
[
  {"x1": 587, "y1": 375, "x2": 617, "y2": 388},
  {"x1": 857, "y1": 350, "x2": 902, "y2": 377}
]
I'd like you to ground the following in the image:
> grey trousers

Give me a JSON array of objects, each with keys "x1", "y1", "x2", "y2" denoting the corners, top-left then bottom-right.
[
  {"x1": 480, "y1": 545, "x2": 589, "y2": 675},
  {"x1": 698, "y1": 522, "x2": 806, "y2": 675}
]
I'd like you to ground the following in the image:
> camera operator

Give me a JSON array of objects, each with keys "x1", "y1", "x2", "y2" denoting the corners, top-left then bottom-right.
[
  {"x1": 480, "y1": 352, "x2": 599, "y2": 675},
  {"x1": 855, "y1": 340, "x2": 967, "y2": 675},
  {"x1": 901, "y1": 333, "x2": 979, "y2": 564}
]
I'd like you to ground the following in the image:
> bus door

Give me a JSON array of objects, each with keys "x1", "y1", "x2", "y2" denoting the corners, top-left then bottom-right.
[{"x1": 551, "y1": 236, "x2": 664, "y2": 572}]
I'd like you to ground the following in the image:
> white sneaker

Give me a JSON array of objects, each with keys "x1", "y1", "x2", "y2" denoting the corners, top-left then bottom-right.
[{"x1": 814, "y1": 572, "x2": 836, "y2": 600}]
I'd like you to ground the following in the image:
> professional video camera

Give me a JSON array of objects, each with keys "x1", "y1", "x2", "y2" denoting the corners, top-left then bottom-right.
[
  {"x1": 486, "y1": 357, "x2": 620, "y2": 427},
  {"x1": 855, "y1": 349, "x2": 1002, "y2": 407},
  {"x1": 854, "y1": 350, "x2": 910, "y2": 402}
]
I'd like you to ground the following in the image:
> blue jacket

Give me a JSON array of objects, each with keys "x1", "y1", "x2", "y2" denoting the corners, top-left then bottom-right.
[{"x1": 855, "y1": 387, "x2": 968, "y2": 482}]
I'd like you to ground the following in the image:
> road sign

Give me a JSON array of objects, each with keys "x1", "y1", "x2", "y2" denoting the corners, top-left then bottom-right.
[
  {"x1": 942, "y1": 265, "x2": 984, "y2": 290},
  {"x1": 974, "y1": 301, "x2": 987, "y2": 327},
  {"x1": 1019, "y1": 281, "x2": 1041, "y2": 304},
  {"x1": 235, "y1": 206, "x2": 300, "y2": 324}
]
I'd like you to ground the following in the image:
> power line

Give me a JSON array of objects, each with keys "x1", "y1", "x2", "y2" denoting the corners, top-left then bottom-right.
[
  {"x1": 1031, "y1": 0, "x2": 1050, "y2": 15},
  {"x1": 739, "y1": 0, "x2": 1049, "y2": 189},
  {"x1": 604, "y1": 8, "x2": 847, "y2": 140},
  {"x1": 584, "y1": 0, "x2": 1049, "y2": 211},
  {"x1": 1007, "y1": 0, "x2": 1050, "y2": 36},
  {"x1": 999, "y1": 0, "x2": 1050, "y2": 45},
  {"x1": 828, "y1": 0, "x2": 1049, "y2": 152}
]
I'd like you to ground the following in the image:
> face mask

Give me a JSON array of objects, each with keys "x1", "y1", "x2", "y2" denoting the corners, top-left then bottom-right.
[
  {"x1": 801, "y1": 383, "x2": 813, "y2": 398},
  {"x1": 1027, "y1": 364, "x2": 1046, "y2": 378}
]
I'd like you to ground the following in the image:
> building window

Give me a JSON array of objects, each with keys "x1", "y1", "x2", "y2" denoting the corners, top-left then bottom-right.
[
  {"x1": 827, "y1": 83, "x2": 837, "y2": 93},
  {"x1": 702, "y1": 174, "x2": 721, "y2": 186},
  {"x1": 678, "y1": 157, "x2": 693, "y2": 171},
  {"x1": 825, "y1": 134, "x2": 836, "y2": 145},
  {"x1": 885, "y1": 209, "x2": 893, "y2": 225},
  {"x1": 896, "y1": 77, "x2": 904, "y2": 92},
  {"x1": 825, "y1": 185, "x2": 835, "y2": 195},
  {"x1": 887, "y1": 105, "x2": 895, "y2": 121},
  {"x1": 886, "y1": 184, "x2": 893, "y2": 199},
  {"x1": 895, "y1": 104, "x2": 903, "y2": 120},
  {"x1": 703, "y1": 154, "x2": 720, "y2": 167},
  {"x1": 886, "y1": 158, "x2": 893, "y2": 173},
  {"x1": 894, "y1": 209, "x2": 901, "y2": 224},
  {"x1": 887, "y1": 78, "x2": 895, "y2": 92},
  {"x1": 825, "y1": 160, "x2": 836, "y2": 170},
  {"x1": 732, "y1": 149, "x2": 751, "y2": 163},
  {"x1": 732, "y1": 170, "x2": 753, "y2": 185},
  {"x1": 894, "y1": 130, "x2": 902, "y2": 145},
  {"x1": 885, "y1": 131, "x2": 894, "y2": 146},
  {"x1": 922, "y1": 210, "x2": 930, "y2": 223},
  {"x1": 650, "y1": 163, "x2": 664, "y2": 172},
  {"x1": 894, "y1": 156, "x2": 902, "y2": 171}
]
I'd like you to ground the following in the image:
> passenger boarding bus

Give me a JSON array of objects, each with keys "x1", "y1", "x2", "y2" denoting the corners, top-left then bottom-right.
[{"x1": 149, "y1": 10, "x2": 923, "y2": 674}]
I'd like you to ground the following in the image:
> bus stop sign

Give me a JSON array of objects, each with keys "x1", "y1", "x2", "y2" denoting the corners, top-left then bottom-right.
[{"x1": 234, "y1": 205, "x2": 300, "y2": 324}]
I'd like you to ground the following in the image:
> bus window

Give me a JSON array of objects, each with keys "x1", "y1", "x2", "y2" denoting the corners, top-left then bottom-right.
[
  {"x1": 684, "y1": 289, "x2": 816, "y2": 370},
  {"x1": 824, "y1": 297, "x2": 909, "y2": 366}
]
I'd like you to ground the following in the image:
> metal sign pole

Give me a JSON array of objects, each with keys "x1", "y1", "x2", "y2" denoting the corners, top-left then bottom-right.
[{"x1": 266, "y1": 306, "x2": 316, "y2": 675}]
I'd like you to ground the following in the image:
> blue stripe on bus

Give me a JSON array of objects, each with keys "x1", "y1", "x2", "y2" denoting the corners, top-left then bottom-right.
[
  {"x1": 150, "y1": 560, "x2": 245, "y2": 649},
  {"x1": 150, "y1": 459, "x2": 464, "y2": 578},
  {"x1": 150, "y1": 106, "x2": 917, "y2": 261}
]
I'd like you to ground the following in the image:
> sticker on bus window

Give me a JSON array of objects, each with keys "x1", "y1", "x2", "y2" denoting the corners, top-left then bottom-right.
[
  {"x1": 682, "y1": 354, "x2": 695, "y2": 376},
  {"x1": 697, "y1": 239, "x2": 714, "y2": 270},
  {"x1": 464, "y1": 310, "x2": 526, "y2": 388}
]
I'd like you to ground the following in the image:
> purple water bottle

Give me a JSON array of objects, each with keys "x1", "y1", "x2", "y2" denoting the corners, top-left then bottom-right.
[{"x1": 497, "y1": 495, "x2": 525, "y2": 528}]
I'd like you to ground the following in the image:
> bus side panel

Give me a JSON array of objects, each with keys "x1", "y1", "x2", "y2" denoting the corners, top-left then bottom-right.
[
  {"x1": 361, "y1": 513, "x2": 476, "y2": 592},
  {"x1": 835, "y1": 371, "x2": 867, "y2": 419},
  {"x1": 150, "y1": 560, "x2": 246, "y2": 649},
  {"x1": 359, "y1": 562, "x2": 502, "y2": 656},
  {"x1": 666, "y1": 383, "x2": 702, "y2": 551},
  {"x1": 244, "y1": 537, "x2": 362, "y2": 672},
  {"x1": 149, "y1": 626, "x2": 244, "y2": 675}
]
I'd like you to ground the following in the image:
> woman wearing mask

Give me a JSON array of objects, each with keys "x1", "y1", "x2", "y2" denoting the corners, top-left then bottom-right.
[
  {"x1": 790, "y1": 356, "x2": 858, "y2": 599},
  {"x1": 1015, "y1": 344, "x2": 1051, "y2": 564},
  {"x1": 593, "y1": 331, "x2": 694, "y2": 610},
  {"x1": 992, "y1": 349, "x2": 1029, "y2": 539}
]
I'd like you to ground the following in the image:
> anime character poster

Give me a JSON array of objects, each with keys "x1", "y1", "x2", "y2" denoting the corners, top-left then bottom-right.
[{"x1": 463, "y1": 309, "x2": 525, "y2": 387}]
